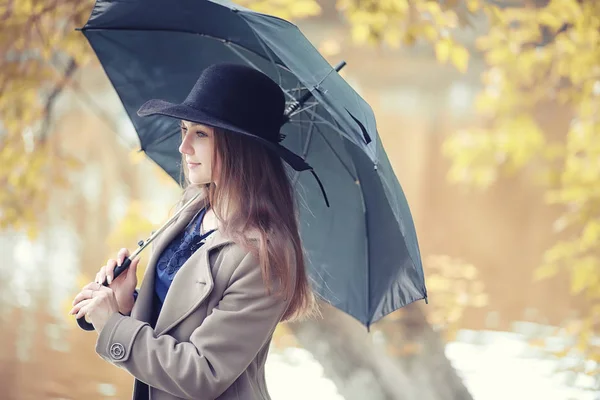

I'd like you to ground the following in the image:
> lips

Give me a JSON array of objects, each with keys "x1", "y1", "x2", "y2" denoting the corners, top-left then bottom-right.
[{"x1": 186, "y1": 162, "x2": 201, "y2": 169}]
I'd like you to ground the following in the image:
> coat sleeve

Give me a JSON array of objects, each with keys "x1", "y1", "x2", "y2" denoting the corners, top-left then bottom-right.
[{"x1": 95, "y1": 250, "x2": 291, "y2": 399}]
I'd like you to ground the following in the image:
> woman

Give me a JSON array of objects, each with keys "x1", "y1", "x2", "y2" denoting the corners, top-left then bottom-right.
[{"x1": 70, "y1": 63, "x2": 317, "y2": 400}]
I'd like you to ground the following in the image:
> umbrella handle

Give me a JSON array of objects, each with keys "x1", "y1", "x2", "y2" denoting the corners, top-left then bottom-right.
[
  {"x1": 75, "y1": 191, "x2": 203, "y2": 331},
  {"x1": 76, "y1": 258, "x2": 132, "y2": 331}
]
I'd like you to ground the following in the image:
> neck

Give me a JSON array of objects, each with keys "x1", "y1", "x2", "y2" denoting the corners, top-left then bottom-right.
[{"x1": 202, "y1": 207, "x2": 220, "y2": 232}]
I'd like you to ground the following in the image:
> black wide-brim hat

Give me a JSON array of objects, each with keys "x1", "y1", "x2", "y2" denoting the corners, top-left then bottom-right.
[{"x1": 137, "y1": 63, "x2": 329, "y2": 206}]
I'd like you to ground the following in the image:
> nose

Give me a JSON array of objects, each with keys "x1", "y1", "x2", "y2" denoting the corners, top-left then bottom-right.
[{"x1": 179, "y1": 132, "x2": 193, "y2": 155}]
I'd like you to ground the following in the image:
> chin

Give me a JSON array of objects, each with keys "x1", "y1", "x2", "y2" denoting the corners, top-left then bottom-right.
[{"x1": 188, "y1": 175, "x2": 211, "y2": 185}]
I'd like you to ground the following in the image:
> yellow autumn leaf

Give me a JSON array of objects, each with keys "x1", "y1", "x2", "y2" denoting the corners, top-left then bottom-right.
[
  {"x1": 384, "y1": 27, "x2": 402, "y2": 48},
  {"x1": 388, "y1": 0, "x2": 408, "y2": 13},
  {"x1": 351, "y1": 24, "x2": 371, "y2": 44},
  {"x1": 533, "y1": 263, "x2": 560, "y2": 281},
  {"x1": 570, "y1": 257, "x2": 596, "y2": 295},
  {"x1": 467, "y1": 0, "x2": 481, "y2": 13},
  {"x1": 553, "y1": 0, "x2": 583, "y2": 21},
  {"x1": 405, "y1": 23, "x2": 436, "y2": 43},
  {"x1": 450, "y1": 45, "x2": 469, "y2": 73},
  {"x1": 537, "y1": 10, "x2": 565, "y2": 31},
  {"x1": 289, "y1": 0, "x2": 321, "y2": 18},
  {"x1": 435, "y1": 39, "x2": 452, "y2": 63},
  {"x1": 581, "y1": 220, "x2": 600, "y2": 247},
  {"x1": 26, "y1": 224, "x2": 38, "y2": 240}
]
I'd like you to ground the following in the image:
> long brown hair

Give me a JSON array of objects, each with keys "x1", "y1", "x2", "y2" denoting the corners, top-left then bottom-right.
[{"x1": 180, "y1": 126, "x2": 315, "y2": 321}]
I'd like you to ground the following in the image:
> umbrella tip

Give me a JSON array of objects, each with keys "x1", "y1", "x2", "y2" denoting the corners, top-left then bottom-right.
[{"x1": 334, "y1": 61, "x2": 347, "y2": 72}]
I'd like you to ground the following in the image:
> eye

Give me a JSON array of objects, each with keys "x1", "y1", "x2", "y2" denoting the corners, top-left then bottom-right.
[{"x1": 196, "y1": 131, "x2": 208, "y2": 138}]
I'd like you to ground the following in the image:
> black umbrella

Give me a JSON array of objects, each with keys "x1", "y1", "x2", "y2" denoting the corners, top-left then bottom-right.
[{"x1": 77, "y1": 0, "x2": 427, "y2": 330}]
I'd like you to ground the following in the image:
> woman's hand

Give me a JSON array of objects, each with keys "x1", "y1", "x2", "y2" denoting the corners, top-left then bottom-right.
[
  {"x1": 95, "y1": 248, "x2": 140, "y2": 315},
  {"x1": 70, "y1": 282, "x2": 120, "y2": 333}
]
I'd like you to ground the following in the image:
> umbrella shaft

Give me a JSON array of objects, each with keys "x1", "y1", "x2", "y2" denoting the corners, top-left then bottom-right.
[
  {"x1": 283, "y1": 61, "x2": 346, "y2": 118},
  {"x1": 130, "y1": 191, "x2": 203, "y2": 259}
]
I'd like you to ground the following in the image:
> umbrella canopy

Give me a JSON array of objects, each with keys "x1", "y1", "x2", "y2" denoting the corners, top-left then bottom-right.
[{"x1": 80, "y1": 0, "x2": 427, "y2": 327}]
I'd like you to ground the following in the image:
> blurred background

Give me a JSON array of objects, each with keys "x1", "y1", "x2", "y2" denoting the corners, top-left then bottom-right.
[{"x1": 0, "y1": 0, "x2": 597, "y2": 399}]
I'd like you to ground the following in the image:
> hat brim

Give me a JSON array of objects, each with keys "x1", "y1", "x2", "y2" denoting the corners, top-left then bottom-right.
[{"x1": 137, "y1": 99, "x2": 311, "y2": 172}]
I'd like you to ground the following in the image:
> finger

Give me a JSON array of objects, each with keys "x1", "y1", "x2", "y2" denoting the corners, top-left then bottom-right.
[
  {"x1": 72, "y1": 289, "x2": 94, "y2": 306},
  {"x1": 130, "y1": 257, "x2": 140, "y2": 274},
  {"x1": 117, "y1": 248, "x2": 130, "y2": 265},
  {"x1": 82, "y1": 281, "x2": 103, "y2": 291},
  {"x1": 96, "y1": 266, "x2": 106, "y2": 285},
  {"x1": 96, "y1": 285, "x2": 113, "y2": 294},
  {"x1": 72, "y1": 285, "x2": 103, "y2": 305},
  {"x1": 131, "y1": 256, "x2": 140, "y2": 269},
  {"x1": 105, "y1": 259, "x2": 118, "y2": 284},
  {"x1": 75, "y1": 299, "x2": 95, "y2": 319},
  {"x1": 70, "y1": 298, "x2": 93, "y2": 316},
  {"x1": 103, "y1": 264, "x2": 112, "y2": 285},
  {"x1": 100, "y1": 267, "x2": 108, "y2": 285}
]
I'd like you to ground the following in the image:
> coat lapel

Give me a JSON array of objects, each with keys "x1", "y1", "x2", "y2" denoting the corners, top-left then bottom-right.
[
  {"x1": 131, "y1": 194, "x2": 208, "y2": 324},
  {"x1": 154, "y1": 229, "x2": 234, "y2": 336}
]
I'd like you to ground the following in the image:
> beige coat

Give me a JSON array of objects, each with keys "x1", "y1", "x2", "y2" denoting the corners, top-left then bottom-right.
[{"x1": 95, "y1": 199, "x2": 294, "y2": 400}]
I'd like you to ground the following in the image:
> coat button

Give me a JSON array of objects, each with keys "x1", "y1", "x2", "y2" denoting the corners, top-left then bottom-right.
[{"x1": 109, "y1": 343, "x2": 126, "y2": 360}]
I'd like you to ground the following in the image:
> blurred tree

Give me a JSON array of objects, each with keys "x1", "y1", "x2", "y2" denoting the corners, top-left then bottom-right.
[
  {"x1": 442, "y1": 0, "x2": 600, "y2": 386},
  {"x1": 284, "y1": 255, "x2": 486, "y2": 400},
  {"x1": 0, "y1": 0, "x2": 91, "y2": 236}
]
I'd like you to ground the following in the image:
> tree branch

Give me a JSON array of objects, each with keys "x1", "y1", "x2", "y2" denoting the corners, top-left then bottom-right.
[
  {"x1": 0, "y1": 0, "x2": 13, "y2": 22},
  {"x1": 39, "y1": 57, "x2": 78, "y2": 142}
]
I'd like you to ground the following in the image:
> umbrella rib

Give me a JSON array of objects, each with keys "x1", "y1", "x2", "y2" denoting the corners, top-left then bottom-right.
[
  {"x1": 284, "y1": 87, "x2": 307, "y2": 93},
  {"x1": 143, "y1": 125, "x2": 180, "y2": 149},
  {"x1": 302, "y1": 107, "x2": 351, "y2": 142},
  {"x1": 302, "y1": 107, "x2": 365, "y2": 165},
  {"x1": 287, "y1": 119, "x2": 332, "y2": 126},
  {"x1": 224, "y1": 43, "x2": 314, "y2": 112},
  {"x1": 290, "y1": 107, "x2": 318, "y2": 188},
  {"x1": 225, "y1": 42, "x2": 265, "y2": 75},
  {"x1": 239, "y1": 20, "x2": 283, "y2": 87}
]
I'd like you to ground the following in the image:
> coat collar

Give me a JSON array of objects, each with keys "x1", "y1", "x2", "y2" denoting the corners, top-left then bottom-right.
[{"x1": 132, "y1": 193, "x2": 236, "y2": 334}]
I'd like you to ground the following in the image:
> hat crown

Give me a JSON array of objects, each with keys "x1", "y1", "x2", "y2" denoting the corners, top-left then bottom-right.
[{"x1": 183, "y1": 64, "x2": 285, "y2": 142}]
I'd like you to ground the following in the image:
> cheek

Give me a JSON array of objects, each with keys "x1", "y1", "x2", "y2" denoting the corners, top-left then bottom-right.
[
  {"x1": 191, "y1": 140, "x2": 212, "y2": 163},
  {"x1": 191, "y1": 141, "x2": 213, "y2": 176},
  {"x1": 200, "y1": 143, "x2": 213, "y2": 163}
]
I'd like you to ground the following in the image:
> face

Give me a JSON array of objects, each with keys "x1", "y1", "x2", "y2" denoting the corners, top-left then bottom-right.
[{"x1": 178, "y1": 120, "x2": 215, "y2": 185}]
